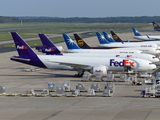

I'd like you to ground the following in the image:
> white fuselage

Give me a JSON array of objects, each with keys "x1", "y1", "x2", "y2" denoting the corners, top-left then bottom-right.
[
  {"x1": 65, "y1": 49, "x2": 142, "y2": 53},
  {"x1": 134, "y1": 36, "x2": 160, "y2": 41},
  {"x1": 60, "y1": 53, "x2": 159, "y2": 63},
  {"x1": 133, "y1": 36, "x2": 160, "y2": 46},
  {"x1": 97, "y1": 44, "x2": 160, "y2": 54},
  {"x1": 37, "y1": 55, "x2": 156, "y2": 72},
  {"x1": 65, "y1": 46, "x2": 160, "y2": 55}
]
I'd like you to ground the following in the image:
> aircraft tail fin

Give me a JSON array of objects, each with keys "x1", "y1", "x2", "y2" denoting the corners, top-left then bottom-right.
[
  {"x1": 74, "y1": 34, "x2": 91, "y2": 49},
  {"x1": 10, "y1": 32, "x2": 47, "y2": 68},
  {"x1": 63, "y1": 34, "x2": 80, "y2": 49},
  {"x1": 110, "y1": 31, "x2": 124, "y2": 44},
  {"x1": 38, "y1": 34, "x2": 56, "y2": 47},
  {"x1": 152, "y1": 22, "x2": 160, "y2": 28},
  {"x1": 132, "y1": 28, "x2": 142, "y2": 36},
  {"x1": 96, "y1": 32, "x2": 110, "y2": 44},
  {"x1": 102, "y1": 31, "x2": 115, "y2": 42},
  {"x1": 11, "y1": 32, "x2": 37, "y2": 56},
  {"x1": 38, "y1": 34, "x2": 61, "y2": 54}
]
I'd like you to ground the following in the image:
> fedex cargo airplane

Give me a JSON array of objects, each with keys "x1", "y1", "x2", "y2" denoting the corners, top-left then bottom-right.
[
  {"x1": 97, "y1": 32, "x2": 160, "y2": 54},
  {"x1": 10, "y1": 32, "x2": 156, "y2": 77},
  {"x1": 36, "y1": 33, "x2": 159, "y2": 63}
]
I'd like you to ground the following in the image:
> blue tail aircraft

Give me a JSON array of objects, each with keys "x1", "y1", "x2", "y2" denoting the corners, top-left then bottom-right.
[
  {"x1": 102, "y1": 31, "x2": 115, "y2": 43},
  {"x1": 132, "y1": 28, "x2": 160, "y2": 41},
  {"x1": 96, "y1": 32, "x2": 110, "y2": 44}
]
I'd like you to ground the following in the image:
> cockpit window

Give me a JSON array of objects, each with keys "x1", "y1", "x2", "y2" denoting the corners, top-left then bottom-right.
[{"x1": 149, "y1": 63, "x2": 154, "y2": 65}]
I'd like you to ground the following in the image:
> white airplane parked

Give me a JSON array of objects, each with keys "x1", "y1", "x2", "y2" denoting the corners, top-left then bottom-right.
[
  {"x1": 10, "y1": 32, "x2": 157, "y2": 77},
  {"x1": 63, "y1": 53, "x2": 159, "y2": 63},
  {"x1": 37, "y1": 34, "x2": 159, "y2": 63},
  {"x1": 96, "y1": 32, "x2": 160, "y2": 55},
  {"x1": 132, "y1": 28, "x2": 160, "y2": 41},
  {"x1": 111, "y1": 29, "x2": 160, "y2": 47},
  {"x1": 63, "y1": 34, "x2": 143, "y2": 54}
]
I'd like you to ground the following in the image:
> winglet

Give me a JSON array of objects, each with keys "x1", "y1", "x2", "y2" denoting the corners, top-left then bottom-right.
[
  {"x1": 102, "y1": 31, "x2": 115, "y2": 42},
  {"x1": 132, "y1": 28, "x2": 142, "y2": 36},
  {"x1": 63, "y1": 34, "x2": 80, "y2": 49},
  {"x1": 110, "y1": 31, "x2": 124, "y2": 44},
  {"x1": 96, "y1": 32, "x2": 110, "y2": 44},
  {"x1": 11, "y1": 32, "x2": 37, "y2": 56},
  {"x1": 74, "y1": 34, "x2": 91, "y2": 49}
]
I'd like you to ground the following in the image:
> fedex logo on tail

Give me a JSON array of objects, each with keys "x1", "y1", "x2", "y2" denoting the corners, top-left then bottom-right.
[
  {"x1": 110, "y1": 59, "x2": 135, "y2": 67},
  {"x1": 17, "y1": 45, "x2": 28, "y2": 49},
  {"x1": 95, "y1": 70, "x2": 103, "y2": 73},
  {"x1": 45, "y1": 48, "x2": 54, "y2": 52}
]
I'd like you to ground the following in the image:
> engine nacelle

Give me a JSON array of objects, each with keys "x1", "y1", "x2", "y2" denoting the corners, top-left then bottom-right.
[{"x1": 90, "y1": 66, "x2": 107, "y2": 75}]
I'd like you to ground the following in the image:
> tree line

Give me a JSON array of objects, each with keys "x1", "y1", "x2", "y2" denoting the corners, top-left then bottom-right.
[
  {"x1": 1, "y1": 16, "x2": 160, "y2": 23},
  {"x1": 0, "y1": 16, "x2": 18, "y2": 23}
]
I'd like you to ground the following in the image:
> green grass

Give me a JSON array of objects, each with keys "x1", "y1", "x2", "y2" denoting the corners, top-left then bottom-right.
[
  {"x1": 0, "y1": 22, "x2": 153, "y2": 46},
  {"x1": 4, "y1": 36, "x2": 76, "y2": 47}
]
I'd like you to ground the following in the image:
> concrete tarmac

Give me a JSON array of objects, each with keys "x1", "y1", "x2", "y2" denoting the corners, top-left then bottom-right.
[{"x1": 0, "y1": 32, "x2": 160, "y2": 120}]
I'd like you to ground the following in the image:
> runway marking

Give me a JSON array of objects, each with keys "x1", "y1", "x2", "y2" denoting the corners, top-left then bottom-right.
[
  {"x1": 151, "y1": 105, "x2": 160, "y2": 107},
  {"x1": 104, "y1": 102, "x2": 119, "y2": 106},
  {"x1": 111, "y1": 106, "x2": 122, "y2": 108},
  {"x1": 131, "y1": 105, "x2": 142, "y2": 107}
]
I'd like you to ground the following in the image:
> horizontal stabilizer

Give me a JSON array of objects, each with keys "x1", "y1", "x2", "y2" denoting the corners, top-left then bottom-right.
[{"x1": 10, "y1": 57, "x2": 31, "y2": 61}]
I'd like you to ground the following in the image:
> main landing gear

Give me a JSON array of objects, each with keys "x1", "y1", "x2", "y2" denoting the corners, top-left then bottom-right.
[{"x1": 74, "y1": 69, "x2": 84, "y2": 77}]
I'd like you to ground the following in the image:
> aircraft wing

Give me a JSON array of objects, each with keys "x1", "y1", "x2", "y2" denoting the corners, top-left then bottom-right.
[{"x1": 48, "y1": 60, "x2": 93, "y2": 69}]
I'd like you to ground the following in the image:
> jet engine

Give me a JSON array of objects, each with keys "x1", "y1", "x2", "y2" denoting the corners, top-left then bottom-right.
[{"x1": 90, "y1": 66, "x2": 108, "y2": 76}]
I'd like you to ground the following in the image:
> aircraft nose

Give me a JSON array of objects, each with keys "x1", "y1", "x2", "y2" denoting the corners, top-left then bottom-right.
[
  {"x1": 154, "y1": 58, "x2": 160, "y2": 62},
  {"x1": 152, "y1": 64, "x2": 157, "y2": 70}
]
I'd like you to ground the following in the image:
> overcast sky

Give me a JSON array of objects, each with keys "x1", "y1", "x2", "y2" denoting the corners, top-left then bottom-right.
[{"x1": 1, "y1": 0, "x2": 160, "y2": 18}]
